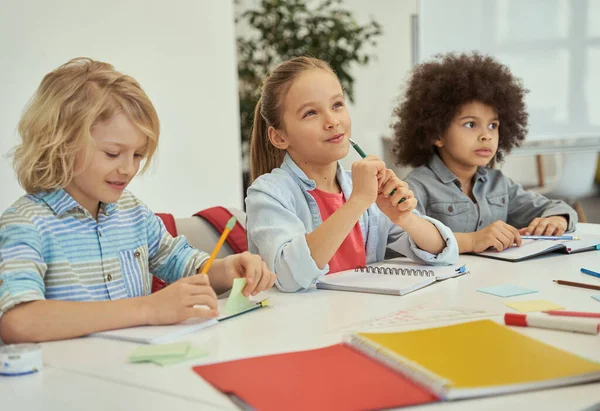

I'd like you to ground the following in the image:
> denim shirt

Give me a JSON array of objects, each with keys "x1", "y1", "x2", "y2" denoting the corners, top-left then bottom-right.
[
  {"x1": 405, "y1": 154, "x2": 578, "y2": 233},
  {"x1": 245, "y1": 154, "x2": 459, "y2": 292}
]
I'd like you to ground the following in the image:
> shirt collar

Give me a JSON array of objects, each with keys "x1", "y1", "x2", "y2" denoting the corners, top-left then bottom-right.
[
  {"x1": 428, "y1": 154, "x2": 488, "y2": 186},
  {"x1": 37, "y1": 188, "x2": 116, "y2": 216},
  {"x1": 281, "y1": 153, "x2": 347, "y2": 192}
]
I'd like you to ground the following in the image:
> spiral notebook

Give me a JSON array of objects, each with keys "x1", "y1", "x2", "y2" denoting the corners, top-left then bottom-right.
[{"x1": 316, "y1": 258, "x2": 468, "y2": 296}]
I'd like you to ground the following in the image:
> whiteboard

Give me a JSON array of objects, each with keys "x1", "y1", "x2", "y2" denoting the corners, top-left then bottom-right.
[{"x1": 418, "y1": 0, "x2": 600, "y2": 142}]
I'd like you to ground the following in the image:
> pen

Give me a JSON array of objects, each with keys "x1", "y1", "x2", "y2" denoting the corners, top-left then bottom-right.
[
  {"x1": 219, "y1": 299, "x2": 269, "y2": 322},
  {"x1": 553, "y1": 280, "x2": 600, "y2": 291},
  {"x1": 521, "y1": 235, "x2": 580, "y2": 240},
  {"x1": 349, "y1": 138, "x2": 405, "y2": 204},
  {"x1": 543, "y1": 310, "x2": 600, "y2": 319},
  {"x1": 581, "y1": 268, "x2": 600, "y2": 280},
  {"x1": 200, "y1": 216, "x2": 237, "y2": 274}
]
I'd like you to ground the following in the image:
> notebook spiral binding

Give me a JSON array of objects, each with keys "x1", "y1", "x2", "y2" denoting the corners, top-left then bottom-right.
[{"x1": 355, "y1": 266, "x2": 435, "y2": 277}]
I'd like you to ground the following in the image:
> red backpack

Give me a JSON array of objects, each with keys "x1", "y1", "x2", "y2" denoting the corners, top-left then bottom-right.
[{"x1": 152, "y1": 207, "x2": 247, "y2": 293}]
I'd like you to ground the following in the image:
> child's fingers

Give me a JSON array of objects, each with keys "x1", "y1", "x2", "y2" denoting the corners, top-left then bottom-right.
[
  {"x1": 543, "y1": 222, "x2": 557, "y2": 236},
  {"x1": 252, "y1": 263, "x2": 273, "y2": 295},
  {"x1": 186, "y1": 307, "x2": 219, "y2": 319},
  {"x1": 396, "y1": 196, "x2": 417, "y2": 212},
  {"x1": 187, "y1": 283, "x2": 218, "y2": 300},
  {"x1": 186, "y1": 294, "x2": 219, "y2": 310},
  {"x1": 184, "y1": 273, "x2": 211, "y2": 285},
  {"x1": 390, "y1": 184, "x2": 411, "y2": 205},
  {"x1": 532, "y1": 219, "x2": 550, "y2": 236},
  {"x1": 239, "y1": 255, "x2": 263, "y2": 296},
  {"x1": 378, "y1": 169, "x2": 394, "y2": 188},
  {"x1": 523, "y1": 217, "x2": 542, "y2": 236},
  {"x1": 506, "y1": 224, "x2": 522, "y2": 246},
  {"x1": 498, "y1": 227, "x2": 515, "y2": 250},
  {"x1": 381, "y1": 177, "x2": 400, "y2": 197}
]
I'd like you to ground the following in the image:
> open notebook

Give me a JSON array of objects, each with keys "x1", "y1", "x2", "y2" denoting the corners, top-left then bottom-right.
[
  {"x1": 91, "y1": 297, "x2": 263, "y2": 344},
  {"x1": 476, "y1": 235, "x2": 600, "y2": 262},
  {"x1": 316, "y1": 258, "x2": 468, "y2": 296},
  {"x1": 347, "y1": 320, "x2": 600, "y2": 400}
]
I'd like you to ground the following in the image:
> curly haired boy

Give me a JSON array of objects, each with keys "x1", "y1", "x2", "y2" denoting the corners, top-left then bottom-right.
[{"x1": 392, "y1": 52, "x2": 577, "y2": 254}]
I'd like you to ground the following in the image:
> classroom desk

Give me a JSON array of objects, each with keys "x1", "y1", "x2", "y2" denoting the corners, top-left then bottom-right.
[{"x1": 3, "y1": 224, "x2": 600, "y2": 411}]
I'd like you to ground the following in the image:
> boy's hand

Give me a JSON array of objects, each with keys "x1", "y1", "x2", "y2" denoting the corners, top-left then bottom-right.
[
  {"x1": 472, "y1": 220, "x2": 522, "y2": 253},
  {"x1": 519, "y1": 216, "x2": 568, "y2": 236},
  {"x1": 145, "y1": 275, "x2": 219, "y2": 325},
  {"x1": 375, "y1": 169, "x2": 417, "y2": 224},
  {"x1": 220, "y1": 252, "x2": 277, "y2": 297},
  {"x1": 349, "y1": 155, "x2": 386, "y2": 209}
]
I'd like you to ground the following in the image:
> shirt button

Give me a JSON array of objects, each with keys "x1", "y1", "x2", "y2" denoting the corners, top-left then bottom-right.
[
  {"x1": 502, "y1": 197, "x2": 506, "y2": 204},
  {"x1": 107, "y1": 274, "x2": 112, "y2": 281},
  {"x1": 134, "y1": 251, "x2": 141, "y2": 258},
  {"x1": 448, "y1": 205, "x2": 454, "y2": 213}
]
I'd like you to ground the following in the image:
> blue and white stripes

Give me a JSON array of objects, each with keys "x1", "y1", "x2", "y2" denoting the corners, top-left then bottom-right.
[{"x1": 0, "y1": 189, "x2": 208, "y2": 315}]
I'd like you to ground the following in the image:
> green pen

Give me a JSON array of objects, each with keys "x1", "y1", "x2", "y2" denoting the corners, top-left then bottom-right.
[{"x1": 349, "y1": 138, "x2": 405, "y2": 204}]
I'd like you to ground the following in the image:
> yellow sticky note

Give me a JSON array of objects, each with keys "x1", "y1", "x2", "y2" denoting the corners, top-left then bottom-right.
[{"x1": 505, "y1": 300, "x2": 565, "y2": 313}]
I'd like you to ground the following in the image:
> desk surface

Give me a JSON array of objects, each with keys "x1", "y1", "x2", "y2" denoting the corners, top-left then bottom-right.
[{"x1": 3, "y1": 224, "x2": 600, "y2": 411}]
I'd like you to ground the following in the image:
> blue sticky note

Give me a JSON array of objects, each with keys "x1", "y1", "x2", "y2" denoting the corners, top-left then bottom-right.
[
  {"x1": 477, "y1": 284, "x2": 538, "y2": 298},
  {"x1": 592, "y1": 295, "x2": 600, "y2": 303}
]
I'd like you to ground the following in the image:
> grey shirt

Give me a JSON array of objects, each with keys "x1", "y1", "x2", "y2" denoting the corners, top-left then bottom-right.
[{"x1": 405, "y1": 154, "x2": 578, "y2": 233}]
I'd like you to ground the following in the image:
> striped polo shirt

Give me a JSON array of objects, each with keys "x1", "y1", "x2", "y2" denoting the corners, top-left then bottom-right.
[{"x1": 0, "y1": 189, "x2": 208, "y2": 317}]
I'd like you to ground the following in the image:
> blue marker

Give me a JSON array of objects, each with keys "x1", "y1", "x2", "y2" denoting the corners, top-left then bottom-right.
[
  {"x1": 521, "y1": 235, "x2": 580, "y2": 240},
  {"x1": 581, "y1": 268, "x2": 600, "y2": 279}
]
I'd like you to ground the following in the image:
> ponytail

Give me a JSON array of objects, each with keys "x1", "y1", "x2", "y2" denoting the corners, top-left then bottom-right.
[{"x1": 249, "y1": 98, "x2": 285, "y2": 182}]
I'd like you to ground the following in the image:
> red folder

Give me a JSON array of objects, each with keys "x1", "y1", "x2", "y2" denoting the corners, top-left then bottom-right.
[{"x1": 193, "y1": 344, "x2": 438, "y2": 411}]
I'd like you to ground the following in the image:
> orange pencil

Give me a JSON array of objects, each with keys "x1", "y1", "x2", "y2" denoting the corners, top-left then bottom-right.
[{"x1": 200, "y1": 216, "x2": 237, "y2": 274}]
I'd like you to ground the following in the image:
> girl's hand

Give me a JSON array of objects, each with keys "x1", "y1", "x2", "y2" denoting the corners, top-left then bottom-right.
[
  {"x1": 220, "y1": 252, "x2": 277, "y2": 297},
  {"x1": 349, "y1": 155, "x2": 386, "y2": 209},
  {"x1": 375, "y1": 169, "x2": 417, "y2": 224}
]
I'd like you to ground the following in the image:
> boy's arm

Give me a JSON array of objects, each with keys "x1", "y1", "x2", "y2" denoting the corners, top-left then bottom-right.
[
  {"x1": 146, "y1": 212, "x2": 210, "y2": 283},
  {"x1": 0, "y1": 274, "x2": 218, "y2": 344}
]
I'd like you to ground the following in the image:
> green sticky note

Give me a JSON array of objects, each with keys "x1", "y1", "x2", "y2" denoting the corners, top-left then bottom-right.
[
  {"x1": 129, "y1": 342, "x2": 190, "y2": 363},
  {"x1": 225, "y1": 278, "x2": 255, "y2": 315},
  {"x1": 151, "y1": 346, "x2": 209, "y2": 366}
]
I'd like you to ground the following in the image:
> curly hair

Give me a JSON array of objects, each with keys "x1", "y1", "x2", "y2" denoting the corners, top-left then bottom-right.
[{"x1": 392, "y1": 52, "x2": 529, "y2": 167}]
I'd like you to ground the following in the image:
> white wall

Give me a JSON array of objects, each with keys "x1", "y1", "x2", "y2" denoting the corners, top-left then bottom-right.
[
  {"x1": 0, "y1": 0, "x2": 242, "y2": 217},
  {"x1": 340, "y1": 0, "x2": 553, "y2": 188},
  {"x1": 339, "y1": 0, "x2": 418, "y2": 173}
]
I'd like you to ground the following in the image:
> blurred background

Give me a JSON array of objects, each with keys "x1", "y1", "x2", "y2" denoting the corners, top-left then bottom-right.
[{"x1": 1, "y1": 0, "x2": 599, "y2": 221}]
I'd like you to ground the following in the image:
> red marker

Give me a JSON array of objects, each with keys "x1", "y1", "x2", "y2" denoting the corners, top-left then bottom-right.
[{"x1": 504, "y1": 313, "x2": 600, "y2": 335}]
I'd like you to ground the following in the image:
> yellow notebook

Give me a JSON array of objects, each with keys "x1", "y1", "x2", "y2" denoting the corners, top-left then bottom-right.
[{"x1": 346, "y1": 320, "x2": 600, "y2": 400}]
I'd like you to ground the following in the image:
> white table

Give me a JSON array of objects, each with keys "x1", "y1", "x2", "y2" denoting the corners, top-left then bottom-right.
[{"x1": 3, "y1": 224, "x2": 600, "y2": 411}]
